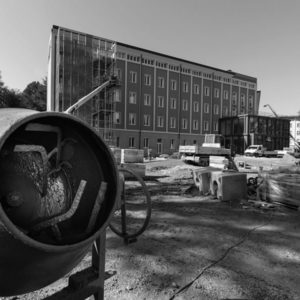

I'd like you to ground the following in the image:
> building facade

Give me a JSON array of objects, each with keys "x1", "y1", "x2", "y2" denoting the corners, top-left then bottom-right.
[
  {"x1": 280, "y1": 116, "x2": 300, "y2": 150},
  {"x1": 219, "y1": 114, "x2": 290, "y2": 154},
  {"x1": 48, "y1": 25, "x2": 260, "y2": 155}
]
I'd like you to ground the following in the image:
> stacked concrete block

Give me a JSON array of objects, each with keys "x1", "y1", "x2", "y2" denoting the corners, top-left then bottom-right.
[
  {"x1": 110, "y1": 148, "x2": 144, "y2": 164},
  {"x1": 209, "y1": 156, "x2": 229, "y2": 169},
  {"x1": 121, "y1": 149, "x2": 144, "y2": 163},
  {"x1": 192, "y1": 169, "x2": 211, "y2": 195},
  {"x1": 110, "y1": 147, "x2": 121, "y2": 164},
  {"x1": 121, "y1": 163, "x2": 146, "y2": 178},
  {"x1": 210, "y1": 171, "x2": 247, "y2": 202}
]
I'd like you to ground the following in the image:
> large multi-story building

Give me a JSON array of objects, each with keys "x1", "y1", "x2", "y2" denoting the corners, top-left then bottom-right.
[{"x1": 48, "y1": 25, "x2": 260, "y2": 155}]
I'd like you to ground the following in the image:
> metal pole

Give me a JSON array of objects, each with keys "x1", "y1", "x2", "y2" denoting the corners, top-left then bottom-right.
[{"x1": 92, "y1": 231, "x2": 106, "y2": 300}]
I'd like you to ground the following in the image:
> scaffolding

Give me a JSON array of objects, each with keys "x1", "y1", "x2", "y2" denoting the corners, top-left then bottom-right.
[
  {"x1": 49, "y1": 28, "x2": 119, "y2": 146},
  {"x1": 90, "y1": 41, "x2": 118, "y2": 146}
]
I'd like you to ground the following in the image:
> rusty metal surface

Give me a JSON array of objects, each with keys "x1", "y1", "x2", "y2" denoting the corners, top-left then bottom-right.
[{"x1": 0, "y1": 108, "x2": 119, "y2": 296}]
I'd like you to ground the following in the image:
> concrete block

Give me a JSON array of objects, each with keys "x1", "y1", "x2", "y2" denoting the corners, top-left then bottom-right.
[
  {"x1": 209, "y1": 156, "x2": 229, "y2": 169},
  {"x1": 210, "y1": 171, "x2": 247, "y2": 202},
  {"x1": 121, "y1": 149, "x2": 144, "y2": 163},
  {"x1": 192, "y1": 169, "x2": 211, "y2": 195},
  {"x1": 110, "y1": 147, "x2": 121, "y2": 164},
  {"x1": 121, "y1": 163, "x2": 146, "y2": 178}
]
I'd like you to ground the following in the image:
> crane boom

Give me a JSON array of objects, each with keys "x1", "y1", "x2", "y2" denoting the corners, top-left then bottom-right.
[{"x1": 64, "y1": 76, "x2": 117, "y2": 114}]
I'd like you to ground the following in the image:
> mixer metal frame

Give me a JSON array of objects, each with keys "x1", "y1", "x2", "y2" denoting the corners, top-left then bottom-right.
[{"x1": 43, "y1": 230, "x2": 115, "y2": 300}]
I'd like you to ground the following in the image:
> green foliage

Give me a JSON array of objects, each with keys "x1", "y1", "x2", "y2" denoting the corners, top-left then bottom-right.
[
  {"x1": 22, "y1": 79, "x2": 47, "y2": 111},
  {"x1": 0, "y1": 72, "x2": 47, "y2": 111}
]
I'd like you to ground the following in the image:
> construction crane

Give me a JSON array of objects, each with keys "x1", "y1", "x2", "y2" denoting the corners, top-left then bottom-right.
[{"x1": 264, "y1": 104, "x2": 300, "y2": 152}]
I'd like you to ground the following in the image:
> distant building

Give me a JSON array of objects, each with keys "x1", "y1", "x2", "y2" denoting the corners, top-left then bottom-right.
[
  {"x1": 219, "y1": 114, "x2": 290, "y2": 154},
  {"x1": 48, "y1": 25, "x2": 260, "y2": 155},
  {"x1": 280, "y1": 115, "x2": 300, "y2": 150}
]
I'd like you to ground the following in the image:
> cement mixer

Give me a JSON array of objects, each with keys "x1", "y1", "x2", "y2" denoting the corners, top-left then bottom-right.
[{"x1": 0, "y1": 108, "x2": 119, "y2": 297}]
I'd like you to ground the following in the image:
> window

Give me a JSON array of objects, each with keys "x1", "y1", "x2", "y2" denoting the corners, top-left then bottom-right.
[
  {"x1": 204, "y1": 103, "x2": 209, "y2": 113},
  {"x1": 297, "y1": 123, "x2": 300, "y2": 128},
  {"x1": 182, "y1": 118, "x2": 188, "y2": 129},
  {"x1": 144, "y1": 114, "x2": 151, "y2": 126},
  {"x1": 116, "y1": 68, "x2": 122, "y2": 80},
  {"x1": 129, "y1": 113, "x2": 136, "y2": 125},
  {"x1": 248, "y1": 95, "x2": 253, "y2": 108},
  {"x1": 183, "y1": 81, "x2": 189, "y2": 93},
  {"x1": 232, "y1": 107, "x2": 237, "y2": 116},
  {"x1": 114, "y1": 112, "x2": 121, "y2": 124},
  {"x1": 214, "y1": 88, "x2": 220, "y2": 98},
  {"x1": 158, "y1": 96, "x2": 164, "y2": 108},
  {"x1": 194, "y1": 84, "x2": 200, "y2": 94},
  {"x1": 193, "y1": 101, "x2": 199, "y2": 112},
  {"x1": 297, "y1": 131, "x2": 300, "y2": 135},
  {"x1": 241, "y1": 94, "x2": 245, "y2": 106},
  {"x1": 114, "y1": 89, "x2": 121, "y2": 102},
  {"x1": 144, "y1": 74, "x2": 151, "y2": 86},
  {"x1": 170, "y1": 139, "x2": 175, "y2": 149},
  {"x1": 129, "y1": 137, "x2": 135, "y2": 148},
  {"x1": 193, "y1": 120, "x2": 199, "y2": 130},
  {"x1": 214, "y1": 104, "x2": 219, "y2": 115},
  {"x1": 116, "y1": 136, "x2": 120, "y2": 147},
  {"x1": 223, "y1": 106, "x2": 229, "y2": 116},
  {"x1": 170, "y1": 98, "x2": 177, "y2": 109},
  {"x1": 182, "y1": 99, "x2": 188, "y2": 111},
  {"x1": 158, "y1": 77, "x2": 165, "y2": 88},
  {"x1": 171, "y1": 79, "x2": 177, "y2": 91},
  {"x1": 144, "y1": 94, "x2": 151, "y2": 106},
  {"x1": 204, "y1": 121, "x2": 209, "y2": 131},
  {"x1": 157, "y1": 116, "x2": 164, "y2": 127},
  {"x1": 232, "y1": 92, "x2": 237, "y2": 102},
  {"x1": 170, "y1": 117, "x2": 176, "y2": 128},
  {"x1": 223, "y1": 90, "x2": 229, "y2": 100},
  {"x1": 214, "y1": 122, "x2": 218, "y2": 131},
  {"x1": 143, "y1": 138, "x2": 149, "y2": 148},
  {"x1": 129, "y1": 91, "x2": 136, "y2": 104},
  {"x1": 129, "y1": 71, "x2": 137, "y2": 83},
  {"x1": 204, "y1": 86, "x2": 210, "y2": 96}
]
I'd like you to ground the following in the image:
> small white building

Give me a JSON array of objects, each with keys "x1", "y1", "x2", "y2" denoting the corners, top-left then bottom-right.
[{"x1": 289, "y1": 117, "x2": 300, "y2": 150}]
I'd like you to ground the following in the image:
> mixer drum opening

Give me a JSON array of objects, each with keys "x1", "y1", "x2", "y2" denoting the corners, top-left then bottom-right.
[{"x1": 0, "y1": 108, "x2": 119, "y2": 296}]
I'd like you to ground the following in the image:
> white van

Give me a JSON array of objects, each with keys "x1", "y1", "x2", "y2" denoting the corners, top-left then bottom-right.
[{"x1": 244, "y1": 145, "x2": 266, "y2": 157}]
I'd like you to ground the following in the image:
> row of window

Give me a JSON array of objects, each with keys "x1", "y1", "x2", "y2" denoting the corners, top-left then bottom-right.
[
  {"x1": 126, "y1": 137, "x2": 176, "y2": 149},
  {"x1": 128, "y1": 72, "x2": 254, "y2": 100},
  {"x1": 116, "y1": 52, "x2": 256, "y2": 88},
  {"x1": 126, "y1": 92, "x2": 253, "y2": 111},
  {"x1": 114, "y1": 112, "x2": 218, "y2": 131},
  {"x1": 290, "y1": 122, "x2": 300, "y2": 128}
]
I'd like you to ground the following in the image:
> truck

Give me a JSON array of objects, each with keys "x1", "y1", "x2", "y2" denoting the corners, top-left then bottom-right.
[
  {"x1": 244, "y1": 145, "x2": 280, "y2": 157},
  {"x1": 179, "y1": 135, "x2": 237, "y2": 169}
]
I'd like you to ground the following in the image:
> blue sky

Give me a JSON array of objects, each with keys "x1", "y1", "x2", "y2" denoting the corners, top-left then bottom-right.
[{"x1": 0, "y1": 0, "x2": 299, "y2": 115}]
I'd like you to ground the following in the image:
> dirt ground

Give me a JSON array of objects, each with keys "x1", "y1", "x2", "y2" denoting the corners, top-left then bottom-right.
[{"x1": 4, "y1": 158, "x2": 300, "y2": 300}]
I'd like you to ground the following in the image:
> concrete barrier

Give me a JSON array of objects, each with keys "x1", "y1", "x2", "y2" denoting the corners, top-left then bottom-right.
[{"x1": 210, "y1": 171, "x2": 247, "y2": 202}]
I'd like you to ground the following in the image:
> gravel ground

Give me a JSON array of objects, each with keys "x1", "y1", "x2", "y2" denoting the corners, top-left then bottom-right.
[{"x1": 2, "y1": 158, "x2": 300, "y2": 300}]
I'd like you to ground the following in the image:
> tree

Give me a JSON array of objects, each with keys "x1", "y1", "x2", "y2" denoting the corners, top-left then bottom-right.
[
  {"x1": 0, "y1": 71, "x2": 4, "y2": 88},
  {"x1": 22, "y1": 78, "x2": 47, "y2": 111},
  {"x1": 0, "y1": 71, "x2": 24, "y2": 108},
  {"x1": 0, "y1": 71, "x2": 47, "y2": 110}
]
